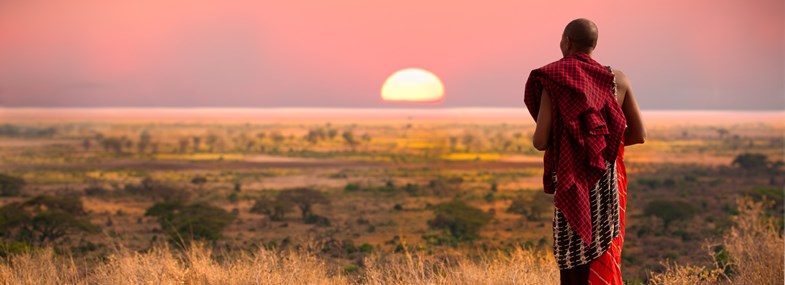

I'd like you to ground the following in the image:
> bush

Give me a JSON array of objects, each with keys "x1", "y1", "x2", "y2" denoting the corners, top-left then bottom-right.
[
  {"x1": 84, "y1": 186, "x2": 108, "y2": 197},
  {"x1": 644, "y1": 199, "x2": 696, "y2": 231},
  {"x1": 0, "y1": 195, "x2": 98, "y2": 246},
  {"x1": 145, "y1": 202, "x2": 235, "y2": 244},
  {"x1": 251, "y1": 188, "x2": 330, "y2": 223},
  {"x1": 0, "y1": 174, "x2": 25, "y2": 197},
  {"x1": 428, "y1": 200, "x2": 491, "y2": 241},
  {"x1": 278, "y1": 188, "x2": 329, "y2": 220},
  {"x1": 125, "y1": 177, "x2": 190, "y2": 202},
  {"x1": 344, "y1": 183, "x2": 360, "y2": 192},
  {"x1": 358, "y1": 243, "x2": 374, "y2": 253},
  {"x1": 732, "y1": 153, "x2": 770, "y2": 171},
  {"x1": 304, "y1": 214, "x2": 331, "y2": 227},
  {"x1": 250, "y1": 195, "x2": 292, "y2": 221},
  {"x1": 506, "y1": 194, "x2": 551, "y2": 221}
]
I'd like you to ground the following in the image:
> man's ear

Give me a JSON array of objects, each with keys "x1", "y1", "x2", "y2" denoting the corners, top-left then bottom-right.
[{"x1": 564, "y1": 36, "x2": 572, "y2": 51}]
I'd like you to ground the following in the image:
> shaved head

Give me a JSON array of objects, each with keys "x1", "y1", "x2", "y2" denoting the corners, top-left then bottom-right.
[{"x1": 562, "y1": 18, "x2": 599, "y2": 53}]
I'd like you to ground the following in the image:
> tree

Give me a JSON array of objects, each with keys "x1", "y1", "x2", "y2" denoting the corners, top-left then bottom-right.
[
  {"x1": 250, "y1": 195, "x2": 292, "y2": 221},
  {"x1": 644, "y1": 199, "x2": 696, "y2": 231},
  {"x1": 342, "y1": 131, "x2": 358, "y2": 151},
  {"x1": 125, "y1": 177, "x2": 190, "y2": 202},
  {"x1": 461, "y1": 132, "x2": 477, "y2": 152},
  {"x1": 506, "y1": 194, "x2": 551, "y2": 221},
  {"x1": 327, "y1": 128, "x2": 338, "y2": 140},
  {"x1": 192, "y1": 136, "x2": 202, "y2": 152},
  {"x1": 101, "y1": 137, "x2": 124, "y2": 155},
  {"x1": 0, "y1": 195, "x2": 98, "y2": 246},
  {"x1": 428, "y1": 200, "x2": 491, "y2": 241},
  {"x1": 278, "y1": 188, "x2": 329, "y2": 220},
  {"x1": 448, "y1": 136, "x2": 459, "y2": 152},
  {"x1": 82, "y1": 138, "x2": 91, "y2": 152},
  {"x1": 121, "y1": 136, "x2": 133, "y2": 152},
  {"x1": 305, "y1": 128, "x2": 327, "y2": 144},
  {"x1": 205, "y1": 133, "x2": 219, "y2": 152},
  {"x1": 716, "y1": 128, "x2": 729, "y2": 139},
  {"x1": 145, "y1": 202, "x2": 235, "y2": 244},
  {"x1": 178, "y1": 138, "x2": 190, "y2": 153},
  {"x1": 0, "y1": 173, "x2": 25, "y2": 197},
  {"x1": 191, "y1": 176, "x2": 208, "y2": 187},
  {"x1": 270, "y1": 132, "x2": 286, "y2": 144},
  {"x1": 732, "y1": 153, "x2": 770, "y2": 171},
  {"x1": 137, "y1": 130, "x2": 152, "y2": 154}
]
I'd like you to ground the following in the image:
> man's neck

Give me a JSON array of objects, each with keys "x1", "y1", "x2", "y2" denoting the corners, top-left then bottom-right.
[{"x1": 564, "y1": 51, "x2": 593, "y2": 58}]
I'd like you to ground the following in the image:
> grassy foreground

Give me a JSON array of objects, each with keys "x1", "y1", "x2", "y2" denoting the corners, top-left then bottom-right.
[{"x1": 0, "y1": 198, "x2": 781, "y2": 285}]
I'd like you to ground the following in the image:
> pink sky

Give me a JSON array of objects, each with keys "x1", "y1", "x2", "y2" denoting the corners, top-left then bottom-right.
[{"x1": 0, "y1": 0, "x2": 782, "y2": 110}]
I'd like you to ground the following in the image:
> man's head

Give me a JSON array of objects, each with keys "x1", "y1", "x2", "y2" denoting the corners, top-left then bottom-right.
[{"x1": 560, "y1": 18, "x2": 598, "y2": 57}]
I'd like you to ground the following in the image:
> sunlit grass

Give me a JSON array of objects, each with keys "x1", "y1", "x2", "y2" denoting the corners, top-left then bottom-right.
[{"x1": 1, "y1": 198, "x2": 780, "y2": 284}]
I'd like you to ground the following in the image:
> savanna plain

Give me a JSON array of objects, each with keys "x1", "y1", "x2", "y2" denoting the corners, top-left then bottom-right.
[{"x1": 0, "y1": 108, "x2": 782, "y2": 285}]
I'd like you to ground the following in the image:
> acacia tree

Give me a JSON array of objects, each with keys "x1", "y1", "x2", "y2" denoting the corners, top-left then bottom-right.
[
  {"x1": 145, "y1": 202, "x2": 235, "y2": 245},
  {"x1": 178, "y1": 138, "x2": 189, "y2": 153},
  {"x1": 101, "y1": 137, "x2": 124, "y2": 155},
  {"x1": 137, "y1": 130, "x2": 152, "y2": 154},
  {"x1": 342, "y1": 131, "x2": 359, "y2": 151},
  {"x1": 250, "y1": 195, "x2": 292, "y2": 221},
  {"x1": 278, "y1": 188, "x2": 329, "y2": 220},
  {"x1": 644, "y1": 199, "x2": 696, "y2": 231},
  {"x1": 732, "y1": 153, "x2": 770, "y2": 171},
  {"x1": 0, "y1": 195, "x2": 98, "y2": 246},
  {"x1": 428, "y1": 200, "x2": 491, "y2": 241},
  {"x1": 507, "y1": 194, "x2": 551, "y2": 221}
]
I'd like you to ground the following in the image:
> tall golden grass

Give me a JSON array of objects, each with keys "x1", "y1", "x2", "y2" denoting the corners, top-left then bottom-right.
[
  {"x1": 650, "y1": 197, "x2": 784, "y2": 285},
  {"x1": 0, "y1": 197, "x2": 780, "y2": 285}
]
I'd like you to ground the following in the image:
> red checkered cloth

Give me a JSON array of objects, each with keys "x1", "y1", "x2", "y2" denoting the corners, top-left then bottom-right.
[{"x1": 524, "y1": 52, "x2": 626, "y2": 246}]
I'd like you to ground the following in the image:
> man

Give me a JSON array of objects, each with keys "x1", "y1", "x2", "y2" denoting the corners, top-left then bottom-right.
[{"x1": 524, "y1": 18, "x2": 646, "y2": 285}]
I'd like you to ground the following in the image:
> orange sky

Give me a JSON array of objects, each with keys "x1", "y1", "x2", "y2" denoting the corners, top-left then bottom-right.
[{"x1": 0, "y1": 0, "x2": 783, "y2": 109}]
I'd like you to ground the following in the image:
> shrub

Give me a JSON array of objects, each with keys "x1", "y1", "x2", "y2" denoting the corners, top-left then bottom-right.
[
  {"x1": 191, "y1": 176, "x2": 208, "y2": 186},
  {"x1": 731, "y1": 153, "x2": 770, "y2": 171},
  {"x1": 0, "y1": 195, "x2": 98, "y2": 246},
  {"x1": 250, "y1": 195, "x2": 292, "y2": 221},
  {"x1": 84, "y1": 186, "x2": 109, "y2": 197},
  {"x1": 0, "y1": 174, "x2": 25, "y2": 197},
  {"x1": 344, "y1": 183, "x2": 360, "y2": 192},
  {"x1": 506, "y1": 194, "x2": 552, "y2": 221},
  {"x1": 145, "y1": 202, "x2": 235, "y2": 244},
  {"x1": 125, "y1": 177, "x2": 190, "y2": 202},
  {"x1": 304, "y1": 214, "x2": 331, "y2": 227},
  {"x1": 358, "y1": 243, "x2": 374, "y2": 253},
  {"x1": 278, "y1": 188, "x2": 329, "y2": 220},
  {"x1": 644, "y1": 199, "x2": 696, "y2": 231},
  {"x1": 428, "y1": 200, "x2": 491, "y2": 241}
]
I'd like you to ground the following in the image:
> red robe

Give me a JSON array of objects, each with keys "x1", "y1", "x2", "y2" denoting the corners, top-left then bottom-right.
[{"x1": 524, "y1": 52, "x2": 626, "y2": 248}]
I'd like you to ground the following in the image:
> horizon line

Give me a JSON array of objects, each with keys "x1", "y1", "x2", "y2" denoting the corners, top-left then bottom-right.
[{"x1": 1, "y1": 106, "x2": 784, "y2": 113}]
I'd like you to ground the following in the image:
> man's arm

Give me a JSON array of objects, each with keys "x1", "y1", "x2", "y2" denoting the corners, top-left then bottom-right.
[
  {"x1": 616, "y1": 70, "x2": 646, "y2": 145},
  {"x1": 532, "y1": 89, "x2": 552, "y2": 151}
]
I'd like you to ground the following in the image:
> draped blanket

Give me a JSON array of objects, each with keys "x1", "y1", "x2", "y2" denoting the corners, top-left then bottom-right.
[{"x1": 523, "y1": 53, "x2": 626, "y2": 246}]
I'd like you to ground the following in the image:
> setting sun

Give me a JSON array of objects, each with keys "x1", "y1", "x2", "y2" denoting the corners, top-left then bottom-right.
[{"x1": 381, "y1": 68, "x2": 444, "y2": 103}]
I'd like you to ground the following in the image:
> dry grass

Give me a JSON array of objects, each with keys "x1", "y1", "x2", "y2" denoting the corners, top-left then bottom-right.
[
  {"x1": 650, "y1": 197, "x2": 784, "y2": 285},
  {"x1": 1, "y1": 197, "x2": 780, "y2": 285},
  {"x1": 0, "y1": 244, "x2": 555, "y2": 285},
  {"x1": 361, "y1": 246, "x2": 558, "y2": 285}
]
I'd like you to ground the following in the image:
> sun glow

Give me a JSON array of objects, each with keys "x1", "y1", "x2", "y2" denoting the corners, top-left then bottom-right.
[{"x1": 381, "y1": 68, "x2": 444, "y2": 103}]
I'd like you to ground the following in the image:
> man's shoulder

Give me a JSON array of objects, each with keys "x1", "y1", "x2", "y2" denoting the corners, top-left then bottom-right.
[{"x1": 610, "y1": 68, "x2": 631, "y2": 87}]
